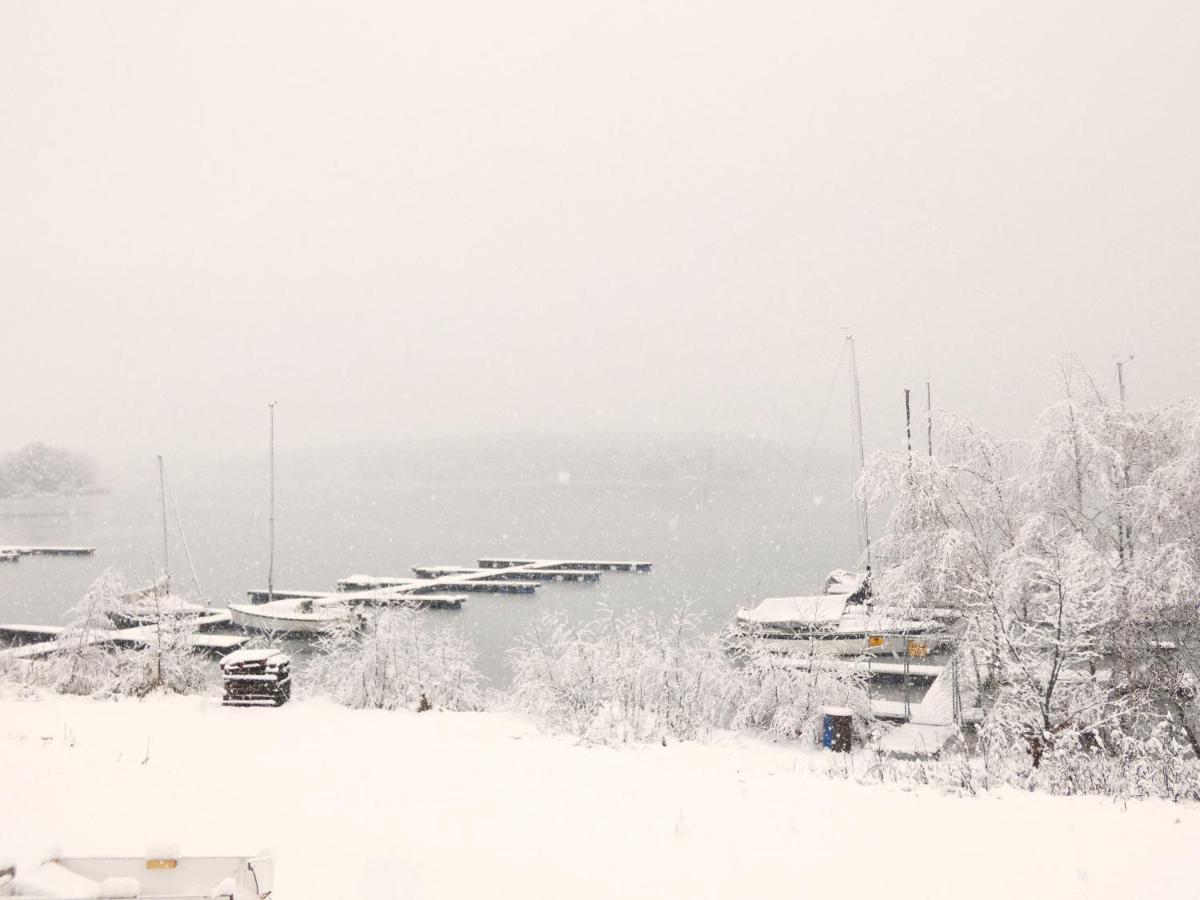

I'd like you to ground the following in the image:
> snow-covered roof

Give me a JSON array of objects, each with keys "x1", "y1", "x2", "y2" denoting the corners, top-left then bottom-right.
[
  {"x1": 737, "y1": 595, "x2": 847, "y2": 626},
  {"x1": 824, "y1": 569, "x2": 866, "y2": 595}
]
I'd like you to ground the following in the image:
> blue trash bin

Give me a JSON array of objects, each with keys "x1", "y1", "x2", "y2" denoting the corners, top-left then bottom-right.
[{"x1": 821, "y1": 707, "x2": 852, "y2": 752}]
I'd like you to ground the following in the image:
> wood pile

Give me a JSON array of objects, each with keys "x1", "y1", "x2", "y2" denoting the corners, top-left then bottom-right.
[{"x1": 220, "y1": 649, "x2": 291, "y2": 707}]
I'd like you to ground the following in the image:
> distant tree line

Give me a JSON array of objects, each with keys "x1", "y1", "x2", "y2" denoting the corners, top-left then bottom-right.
[{"x1": 0, "y1": 442, "x2": 101, "y2": 497}]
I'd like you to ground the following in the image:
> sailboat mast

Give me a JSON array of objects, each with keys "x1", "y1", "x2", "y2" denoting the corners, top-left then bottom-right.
[
  {"x1": 268, "y1": 401, "x2": 276, "y2": 605},
  {"x1": 846, "y1": 334, "x2": 871, "y2": 568},
  {"x1": 157, "y1": 455, "x2": 170, "y2": 592}
]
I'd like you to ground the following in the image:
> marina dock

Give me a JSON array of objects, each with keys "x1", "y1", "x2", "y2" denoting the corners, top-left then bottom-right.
[
  {"x1": 0, "y1": 611, "x2": 246, "y2": 661},
  {"x1": 411, "y1": 565, "x2": 602, "y2": 583},
  {"x1": 337, "y1": 575, "x2": 538, "y2": 594},
  {"x1": 235, "y1": 554, "x2": 654, "y2": 634},
  {"x1": 477, "y1": 557, "x2": 652, "y2": 573},
  {"x1": 0, "y1": 546, "x2": 96, "y2": 559},
  {"x1": 244, "y1": 589, "x2": 331, "y2": 604},
  {"x1": 246, "y1": 587, "x2": 468, "y2": 610}
]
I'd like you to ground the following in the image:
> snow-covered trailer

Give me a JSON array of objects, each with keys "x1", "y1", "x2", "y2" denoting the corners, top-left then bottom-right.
[{"x1": 0, "y1": 854, "x2": 273, "y2": 899}]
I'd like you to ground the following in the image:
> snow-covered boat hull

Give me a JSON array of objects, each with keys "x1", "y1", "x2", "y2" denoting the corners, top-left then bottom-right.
[
  {"x1": 732, "y1": 570, "x2": 944, "y2": 658},
  {"x1": 228, "y1": 598, "x2": 356, "y2": 634},
  {"x1": 730, "y1": 627, "x2": 939, "y2": 658}
]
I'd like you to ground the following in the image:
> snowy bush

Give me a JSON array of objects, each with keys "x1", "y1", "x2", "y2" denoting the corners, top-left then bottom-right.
[
  {"x1": 730, "y1": 642, "x2": 872, "y2": 743},
  {"x1": 507, "y1": 606, "x2": 871, "y2": 745},
  {"x1": 507, "y1": 606, "x2": 736, "y2": 743},
  {"x1": 31, "y1": 569, "x2": 210, "y2": 698},
  {"x1": 309, "y1": 609, "x2": 486, "y2": 712}
]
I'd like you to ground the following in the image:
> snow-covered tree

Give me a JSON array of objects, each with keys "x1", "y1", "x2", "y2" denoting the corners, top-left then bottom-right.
[
  {"x1": 860, "y1": 358, "x2": 1200, "y2": 778},
  {"x1": 0, "y1": 442, "x2": 99, "y2": 497},
  {"x1": 45, "y1": 568, "x2": 208, "y2": 697}
]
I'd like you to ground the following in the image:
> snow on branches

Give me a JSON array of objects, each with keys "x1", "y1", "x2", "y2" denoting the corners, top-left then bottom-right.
[
  {"x1": 309, "y1": 609, "x2": 486, "y2": 712},
  {"x1": 43, "y1": 568, "x2": 209, "y2": 698},
  {"x1": 860, "y1": 358, "x2": 1200, "y2": 776},
  {"x1": 506, "y1": 605, "x2": 869, "y2": 745}
]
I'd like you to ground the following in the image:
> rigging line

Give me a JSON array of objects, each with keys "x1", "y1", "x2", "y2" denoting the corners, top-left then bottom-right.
[
  {"x1": 163, "y1": 469, "x2": 204, "y2": 600},
  {"x1": 756, "y1": 339, "x2": 850, "y2": 593}
]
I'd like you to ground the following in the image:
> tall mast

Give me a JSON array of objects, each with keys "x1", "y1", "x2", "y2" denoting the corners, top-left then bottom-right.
[
  {"x1": 846, "y1": 333, "x2": 871, "y2": 568},
  {"x1": 1116, "y1": 358, "x2": 1130, "y2": 410},
  {"x1": 157, "y1": 455, "x2": 170, "y2": 592},
  {"x1": 268, "y1": 401, "x2": 276, "y2": 605}
]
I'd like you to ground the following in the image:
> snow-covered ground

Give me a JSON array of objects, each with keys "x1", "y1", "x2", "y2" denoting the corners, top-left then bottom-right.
[{"x1": 2, "y1": 692, "x2": 1196, "y2": 899}]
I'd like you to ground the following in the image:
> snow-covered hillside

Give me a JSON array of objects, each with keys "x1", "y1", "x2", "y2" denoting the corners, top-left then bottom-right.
[{"x1": 1, "y1": 692, "x2": 1195, "y2": 899}]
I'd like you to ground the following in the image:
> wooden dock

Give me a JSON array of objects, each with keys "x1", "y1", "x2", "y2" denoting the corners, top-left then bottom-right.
[
  {"x1": 244, "y1": 589, "x2": 331, "y2": 604},
  {"x1": 337, "y1": 575, "x2": 538, "y2": 595},
  {"x1": 245, "y1": 587, "x2": 467, "y2": 611},
  {"x1": 477, "y1": 557, "x2": 652, "y2": 573},
  {"x1": 0, "y1": 546, "x2": 96, "y2": 558},
  {"x1": 0, "y1": 610, "x2": 246, "y2": 661},
  {"x1": 235, "y1": 555, "x2": 653, "y2": 634},
  {"x1": 411, "y1": 565, "x2": 602, "y2": 583}
]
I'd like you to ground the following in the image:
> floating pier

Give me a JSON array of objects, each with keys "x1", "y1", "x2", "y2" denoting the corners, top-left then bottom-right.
[
  {"x1": 0, "y1": 611, "x2": 246, "y2": 661},
  {"x1": 234, "y1": 554, "x2": 653, "y2": 635},
  {"x1": 0, "y1": 546, "x2": 95, "y2": 558},
  {"x1": 244, "y1": 589, "x2": 331, "y2": 604},
  {"x1": 337, "y1": 575, "x2": 538, "y2": 594},
  {"x1": 477, "y1": 557, "x2": 652, "y2": 573},
  {"x1": 411, "y1": 565, "x2": 602, "y2": 583},
  {"x1": 0, "y1": 623, "x2": 65, "y2": 645},
  {"x1": 245, "y1": 587, "x2": 467, "y2": 611}
]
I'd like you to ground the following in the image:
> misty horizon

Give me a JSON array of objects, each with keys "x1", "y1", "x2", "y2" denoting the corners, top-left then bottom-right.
[{"x1": 2, "y1": 1, "x2": 1197, "y2": 462}]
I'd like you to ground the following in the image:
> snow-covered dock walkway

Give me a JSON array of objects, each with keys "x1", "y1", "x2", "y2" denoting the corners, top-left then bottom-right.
[
  {"x1": 0, "y1": 545, "x2": 95, "y2": 558},
  {"x1": 0, "y1": 611, "x2": 245, "y2": 660}
]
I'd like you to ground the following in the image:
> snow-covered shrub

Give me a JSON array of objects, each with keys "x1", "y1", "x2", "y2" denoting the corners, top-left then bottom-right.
[
  {"x1": 507, "y1": 606, "x2": 740, "y2": 743},
  {"x1": 507, "y1": 606, "x2": 870, "y2": 745},
  {"x1": 730, "y1": 641, "x2": 872, "y2": 743},
  {"x1": 34, "y1": 569, "x2": 210, "y2": 697},
  {"x1": 309, "y1": 609, "x2": 486, "y2": 711},
  {"x1": 977, "y1": 714, "x2": 1200, "y2": 801}
]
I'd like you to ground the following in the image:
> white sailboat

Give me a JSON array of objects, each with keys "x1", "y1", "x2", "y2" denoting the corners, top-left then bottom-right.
[
  {"x1": 732, "y1": 334, "x2": 941, "y2": 657},
  {"x1": 228, "y1": 402, "x2": 361, "y2": 635}
]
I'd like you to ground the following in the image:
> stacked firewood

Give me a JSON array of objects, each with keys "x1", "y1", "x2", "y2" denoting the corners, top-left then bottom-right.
[{"x1": 220, "y1": 649, "x2": 291, "y2": 707}]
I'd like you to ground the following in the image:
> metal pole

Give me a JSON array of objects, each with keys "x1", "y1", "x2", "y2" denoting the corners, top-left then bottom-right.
[
  {"x1": 157, "y1": 455, "x2": 169, "y2": 592},
  {"x1": 903, "y1": 653, "x2": 911, "y2": 721},
  {"x1": 905, "y1": 388, "x2": 913, "y2": 457},
  {"x1": 268, "y1": 402, "x2": 276, "y2": 605},
  {"x1": 1116, "y1": 360, "x2": 1127, "y2": 411},
  {"x1": 925, "y1": 381, "x2": 932, "y2": 456},
  {"x1": 846, "y1": 334, "x2": 871, "y2": 568}
]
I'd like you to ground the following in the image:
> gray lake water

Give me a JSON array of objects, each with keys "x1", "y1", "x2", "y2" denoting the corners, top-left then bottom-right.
[{"x1": 0, "y1": 440, "x2": 858, "y2": 683}]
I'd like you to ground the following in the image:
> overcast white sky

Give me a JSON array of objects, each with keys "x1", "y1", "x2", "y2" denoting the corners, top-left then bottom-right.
[{"x1": 1, "y1": 1, "x2": 1197, "y2": 461}]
